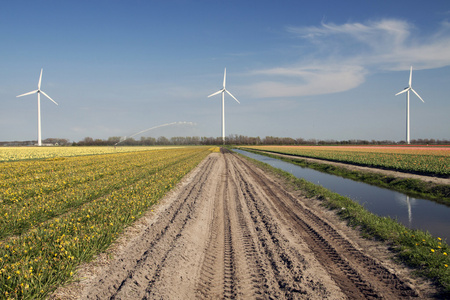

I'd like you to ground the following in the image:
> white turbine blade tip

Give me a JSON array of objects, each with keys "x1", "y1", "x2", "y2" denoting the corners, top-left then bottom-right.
[
  {"x1": 208, "y1": 89, "x2": 223, "y2": 98},
  {"x1": 395, "y1": 88, "x2": 408, "y2": 96},
  {"x1": 16, "y1": 90, "x2": 38, "y2": 97},
  {"x1": 226, "y1": 90, "x2": 240, "y2": 104},
  {"x1": 41, "y1": 90, "x2": 58, "y2": 105},
  {"x1": 411, "y1": 88, "x2": 425, "y2": 102},
  {"x1": 223, "y1": 68, "x2": 227, "y2": 88},
  {"x1": 38, "y1": 69, "x2": 43, "y2": 89},
  {"x1": 409, "y1": 66, "x2": 413, "y2": 86}
]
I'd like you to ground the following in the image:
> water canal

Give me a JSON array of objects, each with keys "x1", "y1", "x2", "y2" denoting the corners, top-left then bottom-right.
[{"x1": 234, "y1": 149, "x2": 450, "y2": 242}]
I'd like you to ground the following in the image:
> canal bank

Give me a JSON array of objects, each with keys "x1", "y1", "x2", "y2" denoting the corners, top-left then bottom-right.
[
  {"x1": 233, "y1": 148, "x2": 450, "y2": 294},
  {"x1": 234, "y1": 149, "x2": 450, "y2": 241}
]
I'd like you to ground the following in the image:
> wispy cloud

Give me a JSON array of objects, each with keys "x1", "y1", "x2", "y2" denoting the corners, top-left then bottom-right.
[
  {"x1": 247, "y1": 19, "x2": 450, "y2": 98},
  {"x1": 247, "y1": 64, "x2": 366, "y2": 98}
]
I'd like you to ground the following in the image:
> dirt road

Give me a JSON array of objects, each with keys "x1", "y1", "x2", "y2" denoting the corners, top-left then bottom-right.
[{"x1": 54, "y1": 149, "x2": 435, "y2": 299}]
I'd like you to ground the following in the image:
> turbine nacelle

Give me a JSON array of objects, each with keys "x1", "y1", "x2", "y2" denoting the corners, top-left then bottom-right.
[
  {"x1": 208, "y1": 68, "x2": 240, "y2": 104},
  {"x1": 17, "y1": 69, "x2": 59, "y2": 105}
]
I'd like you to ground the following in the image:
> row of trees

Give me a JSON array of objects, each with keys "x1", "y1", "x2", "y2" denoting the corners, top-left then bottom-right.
[
  {"x1": 2, "y1": 136, "x2": 448, "y2": 146},
  {"x1": 73, "y1": 135, "x2": 450, "y2": 146}
]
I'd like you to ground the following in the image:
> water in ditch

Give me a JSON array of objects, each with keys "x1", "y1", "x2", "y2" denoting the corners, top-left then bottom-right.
[{"x1": 234, "y1": 149, "x2": 450, "y2": 241}]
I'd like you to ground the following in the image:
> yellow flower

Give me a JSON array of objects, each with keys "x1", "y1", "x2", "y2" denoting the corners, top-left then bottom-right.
[
  {"x1": 431, "y1": 249, "x2": 435, "y2": 253},
  {"x1": 444, "y1": 252, "x2": 448, "y2": 256},
  {"x1": 445, "y1": 264, "x2": 448, "y2": 268},
  {"x1": 438, "y1": 237, "x2": 442, "y2": 241}
]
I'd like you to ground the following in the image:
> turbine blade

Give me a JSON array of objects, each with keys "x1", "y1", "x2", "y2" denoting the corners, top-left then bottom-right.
[
  {"x1": 411, "y1": 88, "x2": 425, "y2": 103},
  {"x1": 395, "y1": 88, "x2": 409, "y2": 96},
  {"x1": 226, "y1": 89, "x2": 240, "y2": 104},
  {"x1": 41, "y1": 90, "x2": 58, "y2": 105},
  {"x1": 16, "y1": 90, "x2": 38, "y2": 97},
  {"x1": 409, "y1": 66, "x2": 412, "y2": 87},
  {"x1": 223, "y1": 68, "x2": 226, "y2": 88},
  {"x1": 208, "y1": 89, "x2": 223, "y2": 98},
  {"x1": 38, "y1": 69, "x2": 43, "y2": 89}
]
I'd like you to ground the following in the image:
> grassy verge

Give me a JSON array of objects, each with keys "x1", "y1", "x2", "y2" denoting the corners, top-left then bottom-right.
[
  {"x1": 241, "y1": 148, "x2": 450, "y2": 205},
  {"x1": 235, "y1": 150, "x2": 450, "y2": 295}
]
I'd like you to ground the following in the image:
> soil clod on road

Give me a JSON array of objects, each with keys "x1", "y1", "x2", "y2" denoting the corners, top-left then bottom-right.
[{"x1": 55, "y1": 149, "x2": 434, "y2": 299}]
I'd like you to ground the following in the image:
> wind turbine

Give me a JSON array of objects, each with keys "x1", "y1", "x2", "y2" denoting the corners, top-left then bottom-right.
[
  {"x1": 208, "y1": 68, "x2": 240, "y2": 144},
  {"x1": 395, "y1": 66, "x2": 424, "y2": 144},
  {"x1": 17, "y1": 69, "x2": 58, "y2": 146}
]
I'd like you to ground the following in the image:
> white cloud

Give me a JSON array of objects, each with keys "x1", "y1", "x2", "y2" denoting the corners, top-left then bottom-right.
[
  {"x1": 245, "y1": 64, "x2": 366, "y2": 98},
  {"x1": 247, "y1": 19, "x2": 450, "y2": 98}
]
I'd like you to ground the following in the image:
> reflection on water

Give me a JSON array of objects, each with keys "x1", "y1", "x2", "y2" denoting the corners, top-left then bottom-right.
[{"x1": 235, "y1": 149, "x2": 450, "y2": 241}]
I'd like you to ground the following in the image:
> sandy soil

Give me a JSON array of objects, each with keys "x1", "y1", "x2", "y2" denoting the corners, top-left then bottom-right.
[{"x1": 51, "y1": 149, "x2": 439, "y2": 299}]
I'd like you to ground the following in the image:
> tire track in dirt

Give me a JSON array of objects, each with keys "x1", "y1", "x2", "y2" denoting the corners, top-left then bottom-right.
[
  {"x1": 80, "y1": 155, "x2": 218, "y2": 299},
  {"x1": 197, "y1": 149, "x2": 342, "y2": 299},
  {"x1": 230, "y1": 149, "x2": 419, "y2": 299},
  {"x1": 61, "y1": 150, "x2": 430, "y2": 300},
  {"x1": 196, "y1": 150, "x2": 268, "y2": 299}
]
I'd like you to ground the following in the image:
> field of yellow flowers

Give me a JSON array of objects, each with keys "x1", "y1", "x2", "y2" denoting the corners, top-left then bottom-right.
[
  {"x1": 0, "y1": 146, "x2": 183, "y2": 162},
  {"x1": 243, "y1": 145, "x2": 450, "y2": 176},
  {"x1": 0, "y1": 146, "x2": 210, "y2": 299}
]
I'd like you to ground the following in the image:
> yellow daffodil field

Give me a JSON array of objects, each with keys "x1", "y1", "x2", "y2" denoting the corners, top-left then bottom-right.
[
  {"x1": 0, "y1": 146, "x2": 183, "y2": 162},
  {"x1": 0, "y1": 146, "x2": 210, "y2": 299}
]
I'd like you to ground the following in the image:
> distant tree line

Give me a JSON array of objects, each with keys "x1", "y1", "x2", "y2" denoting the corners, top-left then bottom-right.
[
  {"x1": 1, "y1": 136, "x2": 448, "y2": 147},
  {"x1": 71, "y1": 135, "x2": 450, "y2": 146}
]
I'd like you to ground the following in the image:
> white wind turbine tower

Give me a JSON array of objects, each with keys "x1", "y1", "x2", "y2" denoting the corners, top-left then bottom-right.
[
  {"x1": 17, "y1": 69, "x2": 58, "y2": 146},
  {"x1": 208, "y1": 68, "x2": 240, "y2": 144},
  {"x1": 395, "y1": 66, "x2": 424, "y2": 144}
]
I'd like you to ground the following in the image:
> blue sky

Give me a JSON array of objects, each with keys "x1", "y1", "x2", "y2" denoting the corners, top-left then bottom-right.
[{"x1": 1, "y1": 0, "x2": 449, "y2": 142}]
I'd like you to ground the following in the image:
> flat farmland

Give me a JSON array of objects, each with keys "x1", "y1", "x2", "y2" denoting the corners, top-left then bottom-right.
[
  {"x1": 241, "y1": 145, "x2": 450, "y2": 177},
  {"x1": 1, "y1": 147, "x2": 447, "y2": 299},
  {"x1": 0, "y1": 147, "x2": 211, "y2": 299},
  {"x1": 52, "y1": 149, "x2": 444, "y2": 299},
  {"x1": 0, "y1": 146, "x2": 186, "y2": 162}
]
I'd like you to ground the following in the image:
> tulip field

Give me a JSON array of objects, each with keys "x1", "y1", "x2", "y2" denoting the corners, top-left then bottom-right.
[
  {"x1": 242, "y1": 145, "x2": 450, "y2": 176},
  {"x1": 0, "y1": 146, "x2": 211, "y2": 299}
]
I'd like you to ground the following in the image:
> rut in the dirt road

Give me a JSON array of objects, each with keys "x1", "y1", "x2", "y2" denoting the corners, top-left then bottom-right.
[
  {"x1": 196, "y1": 149, "x2": 419, "y2": 299},
  {"x1": 228, "y1": 149, "x2": 418, "y2": 299},
  {"x1": 72, "y1": 149, "x2": 425, "y2": 299}
]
